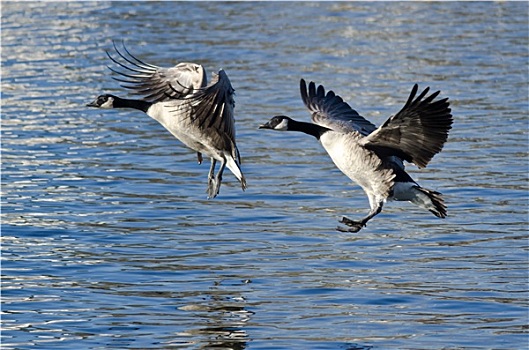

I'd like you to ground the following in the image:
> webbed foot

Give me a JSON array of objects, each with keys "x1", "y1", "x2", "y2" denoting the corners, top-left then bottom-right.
[
  {"x1": 206, "y1": 177, "x2": 222, "y2": 199},
  {"x1": 337, "y1": 216, "x2": 366, "y2": 233},
  {"x1": 206, "y1": 179, "x2": 218, "y2": 199},
  {"x1": 206, "y1": 186, "x2": 218, "y2": 199}
]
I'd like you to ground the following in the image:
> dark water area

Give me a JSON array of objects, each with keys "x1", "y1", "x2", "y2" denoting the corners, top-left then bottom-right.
[{"x1": 2, "y1": 2, "x2": 528, "y2": 349}]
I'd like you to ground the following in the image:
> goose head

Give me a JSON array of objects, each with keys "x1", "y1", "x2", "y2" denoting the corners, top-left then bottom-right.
[
  {"x1": 259, "y1": 115, "x2": 292, "y2": 131},
  {"x1": 87, "y1": 94, "x2": 118, "y2": 109}
]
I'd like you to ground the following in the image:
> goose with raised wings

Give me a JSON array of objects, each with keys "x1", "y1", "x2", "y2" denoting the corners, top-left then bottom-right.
[
  {"x1": 87, "y1": 42, "x2": 246, "y2": 199},
  {"x1": 260, "y1": 79, "x2": 452, "y2": 232}
]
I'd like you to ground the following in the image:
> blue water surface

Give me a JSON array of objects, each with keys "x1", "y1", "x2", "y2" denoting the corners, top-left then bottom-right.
[{"x1": 2, "y1": 2, "x2": 528, "y2": 349}]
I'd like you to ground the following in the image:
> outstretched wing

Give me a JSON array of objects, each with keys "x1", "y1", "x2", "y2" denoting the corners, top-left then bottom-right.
[
  {"x1": 167, "y1": 69, "x2": 237, "y2": 154},
  {"x1": 190, "y1": 69, "x2": 236, "y2": 142},
  {"x1": 299, "y1": 79, "x2": 377, "y2": 136},
  {"x1": 360, "y1": 84, "x2": 453, "y2": 168},
  {"x1": 106, "y1": 40, "x2": 207, "y2": 102}
]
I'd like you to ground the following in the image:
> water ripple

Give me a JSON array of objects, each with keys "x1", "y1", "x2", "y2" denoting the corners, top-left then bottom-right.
[{"x1": 2, "y1": 1, "x2": 528, "y2": 349}]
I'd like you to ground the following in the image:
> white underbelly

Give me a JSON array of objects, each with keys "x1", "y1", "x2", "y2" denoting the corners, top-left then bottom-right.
[
  {"x1": 147, "y1": 103, "x2": 220, "y2": 159},
  {"x1": 321, "y1": 133, "x2": 371, "y2": 187},
  {"x1": 319, "y1": 131, "x2": 396, "y2": 198}
]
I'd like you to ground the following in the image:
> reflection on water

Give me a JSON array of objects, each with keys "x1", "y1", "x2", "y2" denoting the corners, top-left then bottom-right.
[
  {"x1": 2, "y1": 1, "x2": 528, "y2": 349},
  {"x1": 176, "y1": 279, "x2": 252, "y2": 349}
]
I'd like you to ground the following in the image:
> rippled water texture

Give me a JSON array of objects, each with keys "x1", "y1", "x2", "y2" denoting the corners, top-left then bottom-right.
[{"x1": 2, "y1": 2, "x2": 528, "y2": 349}]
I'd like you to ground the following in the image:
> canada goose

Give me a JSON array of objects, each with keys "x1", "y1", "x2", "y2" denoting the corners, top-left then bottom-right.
[
  {"x1": 87, "y1": 42, "x2": 246, "y2": 199},
  {"x1": 260, "y1": 79, "x2": 453, "y2": 232}
]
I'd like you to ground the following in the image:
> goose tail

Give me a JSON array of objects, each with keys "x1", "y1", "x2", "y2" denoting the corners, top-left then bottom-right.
[
  {"x1": 412, "y1": 186, "x2": 447, "y2": 218},
  {"x1": 226, "y1": 156, "x2": 247, "y2": 191}
]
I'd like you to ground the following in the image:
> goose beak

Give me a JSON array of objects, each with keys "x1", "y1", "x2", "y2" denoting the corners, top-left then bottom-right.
[
  {"x1": 258, "y1": 122, "x2": 271, "y2": 129},
  {"x1": 86, "y1": 100, "x2": 98, "y2": 108}
]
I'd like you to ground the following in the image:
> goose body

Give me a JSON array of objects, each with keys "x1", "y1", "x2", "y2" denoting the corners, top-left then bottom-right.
[
  {"x1": 87, "y1": 42, "x2": 246, "y2": 198},
  {"x1": 260, "y1": 79, "x2": 452, "y2": 232}
]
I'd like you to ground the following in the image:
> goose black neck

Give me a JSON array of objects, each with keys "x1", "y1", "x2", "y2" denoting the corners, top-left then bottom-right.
[
  {"x1": 113, "y1": 97, "x2": 152, "y2": 113},
  {"x1": 289, "y1": 119, "x2": 330, "y2": 139}
]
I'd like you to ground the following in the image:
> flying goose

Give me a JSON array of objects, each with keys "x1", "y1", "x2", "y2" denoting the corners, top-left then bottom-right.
[
  {"x1": 260, "y1": 79, "x2": 453, "y2": 232},
  {"x1": 87, "y1": 42, "x2": 246, "y2": 199}
]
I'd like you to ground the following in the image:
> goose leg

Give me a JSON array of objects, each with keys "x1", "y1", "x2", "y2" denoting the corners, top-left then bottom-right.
[
  {"x1": 206, "y1": 159, "x2": 217, "y2": 199},
  {"x1": 211, "y1": 159, "x2": 226, "y2": 198},
  {"x1": 337, "y1": 201, "x2": 383, "y2": 233},
  {"x1": 197, "y1": 152, "x2": 203, "y2": 165}
]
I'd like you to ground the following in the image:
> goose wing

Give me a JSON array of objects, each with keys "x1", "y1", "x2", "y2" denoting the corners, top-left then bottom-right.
[
  {"x1": 167, "y1": 69, "x2": 238, "y2": 153},
  {"x1": 299, "y1": 79, "x2": 377, "y2": 136},
  {"x1": 106, "y1": 41, "x2": 207, "y2": 103},
  {"x1": 360, "y1": 84, "x2": 453, "y2": 168}
]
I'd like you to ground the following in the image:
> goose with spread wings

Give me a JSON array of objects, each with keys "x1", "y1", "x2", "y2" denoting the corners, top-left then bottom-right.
[
  {"x1": 260, "y1": 79, "x2": 452, "y2": 232},
  {"x1": 87, "y1": 42, "x2": 246, "y2": 199}
]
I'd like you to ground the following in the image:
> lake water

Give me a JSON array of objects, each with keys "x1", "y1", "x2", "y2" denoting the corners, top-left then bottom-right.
[{"x1": 2, "y1": 2, "x2": 528, "y2": 349}]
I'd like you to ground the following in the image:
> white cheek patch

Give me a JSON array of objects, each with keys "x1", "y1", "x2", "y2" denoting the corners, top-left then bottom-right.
[
  {"x1": 100, "y1": 98, "x2": 114, "y2": 109},
  {"x1": 274, "y1": 119, "x2": 289, "y2": 130}
]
